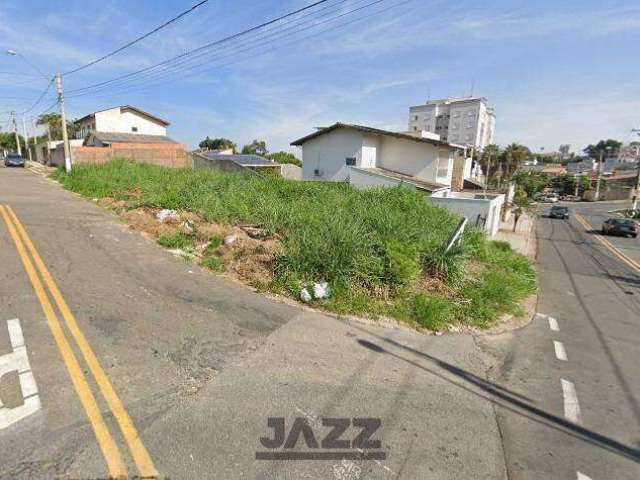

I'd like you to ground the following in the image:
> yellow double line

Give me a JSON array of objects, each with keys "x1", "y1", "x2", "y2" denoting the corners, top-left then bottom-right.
[
  {"x1": 574, "y1": 213, "x2": 640, "y2": 273},
  {"x1": 0, "y1": 205, "x2": 157, "y2": 479}
]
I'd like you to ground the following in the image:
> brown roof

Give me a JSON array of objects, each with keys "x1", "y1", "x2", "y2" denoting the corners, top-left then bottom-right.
[
  {"x1": 77, "y1": 105, "x2": 170, "y2": 126},
  {"x1": 87, "y1": 131, "x2": 178, "y2": 144},
  {"x1": 290, "y1": 122, "x2": 463, "y2": 149},
  {"x1": 354, "y1": 167, "x2": 449, "y2": 192}
]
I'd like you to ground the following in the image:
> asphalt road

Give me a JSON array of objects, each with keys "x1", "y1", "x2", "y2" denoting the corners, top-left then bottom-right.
[
  {"x1": 481, "y1": 201, "x2": 640, "y2": 480},
  {"x1": 1, "y1": 166, "x2": 639, "y2": 480}
]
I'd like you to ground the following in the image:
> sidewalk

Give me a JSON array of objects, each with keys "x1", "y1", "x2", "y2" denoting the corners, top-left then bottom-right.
[{"x1": 494, "y1": 213, "x2": 537, "y2": 259}]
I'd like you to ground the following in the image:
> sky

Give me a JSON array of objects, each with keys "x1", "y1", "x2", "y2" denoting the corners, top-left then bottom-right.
[{"x1": 1, "y1": 0, "x2": 639, "y2": 155}]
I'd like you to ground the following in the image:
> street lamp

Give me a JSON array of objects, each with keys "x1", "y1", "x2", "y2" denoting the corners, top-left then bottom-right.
[{"x1": 6, "y1": 49, "x2": 51, "y2": 81}]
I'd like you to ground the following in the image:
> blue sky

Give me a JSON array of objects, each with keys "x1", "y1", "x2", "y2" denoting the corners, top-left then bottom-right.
[{"x1": 1, "y1": 0, "x2": 639, "y2": 154}]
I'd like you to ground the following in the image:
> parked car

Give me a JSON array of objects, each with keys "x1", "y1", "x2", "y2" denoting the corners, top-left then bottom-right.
[
  {"x1": 601, "y1": 218, "x2": 638, "y2": 238},
  {"x1": 4, "y1": 152, "x2": 25, "y2": 167},
  {"x1": 549, "y1": 206, "x2": 569, "y2": 219}
]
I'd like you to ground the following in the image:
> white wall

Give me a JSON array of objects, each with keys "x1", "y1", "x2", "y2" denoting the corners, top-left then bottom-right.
[
  {"x1": 430, "y1": 192, "x2": 505, "y2": 236},
  {"x1": 94, "y1": 108, "x2": 167, "y2": 136},
  {"x1": 301, "y1": 129, "x2": 364, "y2": 181},
  {"x1": 361, "y1": 135, "x2": 379, "y2": 168},
  {"x1": 378, "y1": 136, "x2": 441, "y2": 184}
]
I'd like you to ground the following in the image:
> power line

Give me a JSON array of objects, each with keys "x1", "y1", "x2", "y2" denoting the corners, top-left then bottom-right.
[
  {"x1": 68, "y1": 0, "x2": 414, "y2": 103},
  {"x1": 63, "y1": 0, "x2": 209, "y2": 76},
  {"x1": 66, "y1": 0, "x2": 403, "y2": 100},
  {"x1": 19, "y1": 78, "x2": 55, "y2": 115},
  {"x1": 67, "y1": 0, "x2": 358, "y2": 98},
  {"x1": 66, "y1": 0, "x2": 333, "y2": 95}
]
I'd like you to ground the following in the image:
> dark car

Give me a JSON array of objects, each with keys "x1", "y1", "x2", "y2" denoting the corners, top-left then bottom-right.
[
  {"x1": 4, "y1": 153, "x2": 25, "y2": 167},
  {"x1": 602, "y1": 218, "x2": 638, "y2": 238},
  {"x1": 549, "y1": 206, "x2": 569, "y2": 219}
]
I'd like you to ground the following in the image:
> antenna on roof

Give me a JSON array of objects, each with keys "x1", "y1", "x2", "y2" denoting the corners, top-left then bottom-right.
[
  {"x1": 426, "y1": 84, "x2": 430, "y2": 104},
  {"x1": 470, "y1": 77, "x2": 475, "y2": 97}
]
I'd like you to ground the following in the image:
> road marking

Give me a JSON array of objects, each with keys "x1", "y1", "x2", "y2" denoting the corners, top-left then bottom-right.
[
  {"x1": 548, "y1": 317, "x2": 559, "y2": 332},
  {"x1": 561, "y1": 379, "x2": 582, "y2": 424},
  {"x1": 5, "y1": 205, "x2": 158, "y2": 478},
  {"x1": 574, "y1": 213, "x2": 640, "y2": 273},
  {"x1": 553, "y1": 341, "x2": 568, "y2": 361},
  {"x1": 0, "y1": 319, "x2": 41, "y2": 430},
  {"x1": 577, "y1": 472, "x2": 592, "y2": 480},
  {"x1": 0, "y1": 205, "x2": 127, "y2": 477}
]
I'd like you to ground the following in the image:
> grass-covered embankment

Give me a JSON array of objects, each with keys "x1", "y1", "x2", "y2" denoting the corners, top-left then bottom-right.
[{"x1": 54, "y1": 159, "x2": 535, "y2": 330}]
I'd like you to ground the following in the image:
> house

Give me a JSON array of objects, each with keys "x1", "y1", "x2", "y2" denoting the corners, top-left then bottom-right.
[
  {"x1": 48, "y1": 106, "x2": 189, "y2": 169},
  {"x1": 74, "y1": 105, "x2": 170, "y2": 140},
  {"x1": 291, "y1": 122, "x2": 505, "y2": 236},
  {"x1": 193, "y1": 151, "x2": 281, "y2": 175}
]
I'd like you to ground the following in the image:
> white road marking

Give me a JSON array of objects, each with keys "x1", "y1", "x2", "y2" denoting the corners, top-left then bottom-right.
[
  {"x1": 561, "y1": 379, "x2": 582, "y2": 424},
  {"x1": 577, "y1": 472, "x2": 592, "y2": 480},
  {"x1": 0, "y1": 318, "x2": 41, "y2": 430},
  {"x1": 553, "y1": 341, "x2": 568, "y2": 361},
  {"x1": 548, "y1": 317, "x2": 559, "y2": 332}
]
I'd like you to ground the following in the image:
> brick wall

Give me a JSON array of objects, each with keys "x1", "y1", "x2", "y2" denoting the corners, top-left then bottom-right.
[{"x1": 50, "y1": 143, "x2": 192, "y2": 169}]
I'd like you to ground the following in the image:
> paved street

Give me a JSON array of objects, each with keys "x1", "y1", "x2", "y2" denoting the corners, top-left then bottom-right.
[{"x1": 1, "y1": 167, "x2": 639, "y2": 479}]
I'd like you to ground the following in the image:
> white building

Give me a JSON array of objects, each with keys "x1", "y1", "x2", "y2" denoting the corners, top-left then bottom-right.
[
  {"x1": 408, "y1": 96, "x2": 495, "y2": 151},
  {"x1": 75, "y1": 105, "x2": 170, "y2": 140},
  {"x1": 291, "y1": 123, "x2": 504, "y2": 236}
]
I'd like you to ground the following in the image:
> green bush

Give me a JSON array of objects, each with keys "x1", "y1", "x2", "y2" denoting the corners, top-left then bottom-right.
[
  {"x1": 201, "y1": 255, "x2": 223, "y2": 271},
  {"x1": 157, "y1": 232, "x2": 194, "y2": 249},
  {"x1": 412, "y1": 294, "x2": 455, "y2": 330}
]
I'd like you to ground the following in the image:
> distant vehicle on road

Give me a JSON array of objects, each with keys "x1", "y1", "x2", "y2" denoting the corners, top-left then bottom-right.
[
  {"x1": 601, "y1": 218, "x2": 638, "y2": 238},
  {"x1": 4, "y1": 152, "x2": 25, "y2": 167},
  {"x1": 549, "y1": 206, "x2": 569, "y2": 219},
  {"x1": 560, "y1": 194, "x2": 580, "y2": 202},
  {"x1": 539, "y1": 194, "x2": 559, "y2": 203}
]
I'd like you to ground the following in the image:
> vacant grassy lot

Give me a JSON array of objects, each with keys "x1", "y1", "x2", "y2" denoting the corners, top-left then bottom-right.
[{"x1": 54, "y1": 159, "x2": 535, "y2": 330}]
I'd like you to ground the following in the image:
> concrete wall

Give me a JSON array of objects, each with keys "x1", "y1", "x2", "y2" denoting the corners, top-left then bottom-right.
[
  {"x1": 50, "y1": 143, "x2": 190, "y2": 169},
  {"x1": 430, "y1": 192, "x2": 505, "y2": 236},
  {"x1": 280, "y1": 164, "x2": 302, "y2": 180}
]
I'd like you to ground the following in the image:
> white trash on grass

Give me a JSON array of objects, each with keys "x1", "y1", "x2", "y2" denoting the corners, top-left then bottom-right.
[
  {"x1": 300, "y1": 288, "x2": 312, "y2": 302},
  {"x1": 223, "y1": 234, "x2": 238, "y2": 245},
  {"x1": 313, "y1": 282, "x2": 330, "y2": 299},
  {"x1": 156, "y1": 209, "x2": 178, "y2": 223}
]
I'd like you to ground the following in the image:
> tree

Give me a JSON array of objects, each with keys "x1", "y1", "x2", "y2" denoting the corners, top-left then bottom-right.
[
  {"x1": 501, "y1": 143, "x2": 531, "y2": 177},
  {"x1": 242, "y1": 139, "x2": 268, "y2": 156},
  {"x1": 549, "y1": 173, "x2": 591, "y2": 196},
  {"x1": 0, "y1": 132, "x2": 26, "y2": 152},
  {"x1": 198, "y1": 136, "x2": 236, "y2": 152},
  {"x1": 511, "y1": 187, "x2": 534, "y2": 232},
  {"x1": 584, "y1": 139, "x2": 622, "y2": 159},
  {"x1": 478, "y1": 144, "x2": 501, "y2": 182},
  {"x1": 267, "y1": 151, "x2": 302, "y2": 167},
  {"x1": 36, "y1": 112, "x2": 78, "y2": 140},
  {"x1": 511, "y1": 171, "x2": 550, "y2": 198}
]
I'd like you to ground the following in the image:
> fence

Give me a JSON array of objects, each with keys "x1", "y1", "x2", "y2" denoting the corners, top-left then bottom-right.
[{"x1": 50, "y1": 144, "x2": 192, "y2": 169}]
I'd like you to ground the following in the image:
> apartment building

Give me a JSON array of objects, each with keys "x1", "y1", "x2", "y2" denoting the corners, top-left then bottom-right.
[{"x1": 408, "y1": 96, "x2": 495, "y2": 151}]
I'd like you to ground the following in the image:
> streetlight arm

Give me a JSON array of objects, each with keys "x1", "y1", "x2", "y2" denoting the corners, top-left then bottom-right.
[{"x1": 6, "y1": 49, "x2": 52, "y2": 81}]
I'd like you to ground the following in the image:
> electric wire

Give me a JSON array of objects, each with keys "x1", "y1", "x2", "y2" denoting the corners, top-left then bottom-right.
[{"x1": 62, "y1": 0, "x2": 209, "y2": 76}]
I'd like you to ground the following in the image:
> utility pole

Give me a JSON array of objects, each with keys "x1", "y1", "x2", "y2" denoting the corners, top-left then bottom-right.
[
  {"x1": 594, "y1": 149, "x2": 605, "y2": 201},
  {"x1": 11, "y1": 111, "x2": 22, "y2": 156},
  {"x1": 22, "y1": 118, "x2": 32, "y2": 162},
  {"x1": 55, "y1": 73, "x2": 72, "y2": 172},
  {"x1": 631, "y1": 129, "x2": 640, "y2": 211}
]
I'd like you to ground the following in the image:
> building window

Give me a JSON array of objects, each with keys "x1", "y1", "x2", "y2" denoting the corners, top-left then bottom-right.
[
  {"x1": 131, "y1": 126, "x2": 138, "y2": 132},
  {"x1": 345, "y1": 157, "x2": 356, "y2": 166},
  {"x1": 413, "y1": 115, "x2": 418, "y2": 121}
]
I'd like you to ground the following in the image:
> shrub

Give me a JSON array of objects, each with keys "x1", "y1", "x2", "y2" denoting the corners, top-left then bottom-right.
[
  {"x1": 157, "y1": 232, "x2": 194, "y2": 249},
  {"x1": 412, "y1": 294, "x2": 455, "y2": 330}
]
